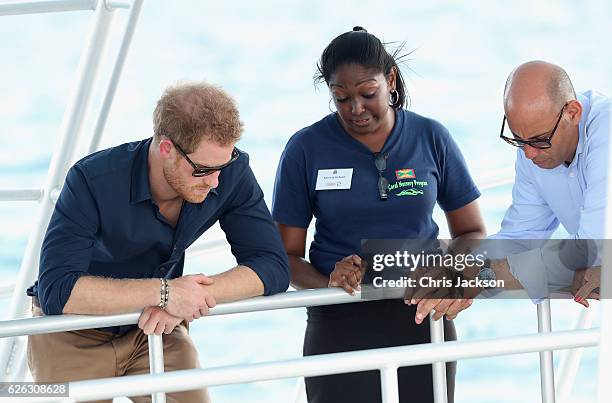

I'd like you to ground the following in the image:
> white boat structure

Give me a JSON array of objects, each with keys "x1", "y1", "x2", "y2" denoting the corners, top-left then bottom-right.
[{"x1": 0, "y1": 1, "x2": 611, "y2": 402}]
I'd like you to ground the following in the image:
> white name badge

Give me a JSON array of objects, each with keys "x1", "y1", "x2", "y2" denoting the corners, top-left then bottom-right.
[{"x1": 315, "y1": 168, "x2": 353, "y2": 190}]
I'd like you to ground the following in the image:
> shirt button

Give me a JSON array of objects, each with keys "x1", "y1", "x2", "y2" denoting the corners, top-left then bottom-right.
[{"x1": 569, "y1": 171, "x2": 576, "y2": 178}]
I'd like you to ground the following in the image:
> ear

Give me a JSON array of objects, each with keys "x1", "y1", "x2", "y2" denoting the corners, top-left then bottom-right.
[
  {"x1": 386, "y1": 66, "x2": 397, "y2": 91},
  {"x1": 158, "y1": 138, "x2": 174, "y2": 160},
  {"x1": 566, "y1": 99, "x2": 583, "y2": 126}
]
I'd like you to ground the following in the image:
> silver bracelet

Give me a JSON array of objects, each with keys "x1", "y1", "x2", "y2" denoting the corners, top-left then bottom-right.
[{"x1": 158, "y1": 278, "x2": 168, "y2": 309}]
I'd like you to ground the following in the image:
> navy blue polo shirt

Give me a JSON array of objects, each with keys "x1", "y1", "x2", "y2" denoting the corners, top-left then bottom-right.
[
  {"x1": 272, "y1": 109, "x2": 480, "y2": 276},
  {"x1": 29, "y1": 138, "x2": 289, "y2": 334}
]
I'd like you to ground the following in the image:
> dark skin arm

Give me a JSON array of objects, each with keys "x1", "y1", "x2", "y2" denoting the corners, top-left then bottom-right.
[
  {"x1": 413, "y1": 200, "x2": 487, "y2": 323},
  {"x1": 277, "y1": 223, "x2": 328, "y2": 289},
  {"x1": 278, "y1": 200, "x2": 486, "y2": 323},
  {"x1": 445, "y1": 199, "x2": 487, "y2": 249}
]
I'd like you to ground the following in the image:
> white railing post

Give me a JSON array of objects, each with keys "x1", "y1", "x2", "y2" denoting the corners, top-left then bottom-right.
[
  {"x1": 88, "y1": 0, "x2": 144, "y2": 154},
  {"x1": 148, "y1": 334, "x2": 166, "y2": 403},
  {"x1": 598, "y1": 257, "x2": 612, "y2": 403},
  {"x1": 293, "y1": 377, "x2": 306, "y2": 403},
  {"x1": 537, "y1": 300, "x2": 556, "y2": 403},
  {"x1": 380, "y1": 365, "x2": 399, "y2": 403},
  {"x1": 0, "y1": 1, "x2": 117, "y2": 382},
  {"x1": 430, "y1": 316, "x2": 447, "y2": 403},
  {"x1": 556, "y1": 307, "x2": 593, "y2": 402},
  {"x1": 597, "y1": 111, "x2": 612, "y2": 402}
]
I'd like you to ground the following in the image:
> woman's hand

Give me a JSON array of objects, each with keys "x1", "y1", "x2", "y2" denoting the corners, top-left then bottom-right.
[{"x1": 329, "y1": 254, "x2": 363, "y2": 295}]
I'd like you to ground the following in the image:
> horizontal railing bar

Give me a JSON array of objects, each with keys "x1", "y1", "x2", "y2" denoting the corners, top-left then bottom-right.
[
  {"x1": 478, "y1": 175, "x2": 514, "y2": 191},
  {"x1": 0, "y1": 0, "x2": 96, "y2": 16},
  {"x1": 476, "y1": 170, "x2": 515, "y2": 191},
  {"x1": 0, "y1": 188, "x2": 43, "y2": 202},
  {"x1": 185, "y1": 239, "x2": 229, "y2": 257},
  {"x1": 0, "y1": 288, "x2": 389, "y2": 338},
  {"x1": 64, "y1": 329, "x2": 599, "y2": 402},
  {"x1": 104, "y1": 0, "x2": 130, "y2": 8},
  {"x1": 0, "y1": 283, "x2": 17, "y2": 297}
]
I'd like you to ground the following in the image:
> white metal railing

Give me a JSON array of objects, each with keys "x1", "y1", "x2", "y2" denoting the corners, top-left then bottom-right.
[
  {"x1": 0, "y1": 289, "x2": 384, "y2": 338},
  {"x1": 0, "y1": 288, "x2": 438, "y2": 403},
  {"x1": 0, "y1": 189, "x2": 44, "y2": 202},
  {"x1": 87, "y1": 0, "x2": 144, "y2": 154},
  {"x1": 0, "y1": 0, "x2": 97, "y2": 16},
  {"x1": 596, "y1": 95, "x2": 612, "y2": 402},
  {"x1": 0, "y1": 0, "x2": 140, "y2": 384},
  {"x1": 538, "y1": 300, "x2": 555, "y2": 403},
  {"x1": 556, "y1": 308, "x2": 593, "y2": 402},
  {"x1": 0, "y1": 297, "x2": 596, "y2": 403},
  {"x1": 0, "y1": 1, "x2": 606, "y2": 402},
  {"x1": 0, "y1": 288, "x2": 600, "y2": 403},
  {"x1": 0, "y1": 1, "x2": 118, "y2": 382},
  {"x1": 0, "y1": 0, "x2": 131, "y2": 16},
  {"x1": 54, "y1": 328, "x2": 597, "y2": 403}
]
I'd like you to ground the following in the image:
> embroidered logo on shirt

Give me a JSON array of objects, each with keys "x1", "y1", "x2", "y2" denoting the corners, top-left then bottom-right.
[
  {"x1": 396, "y1": 189, "x2": 424, "y2": 196},
  {"x1": 388, "y1": 178, "x2": 429, "y2": 197},
  {"x1": 395, "y1": 168, "x2": 416, "y2": 180}
]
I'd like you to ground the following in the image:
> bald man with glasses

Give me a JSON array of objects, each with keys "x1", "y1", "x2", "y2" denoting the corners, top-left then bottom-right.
[
  {"x1": 481, "y1": 60, "x2": 610, "y2": 302},
  {"x1": 411, "y1": 61, "x2": 610, "y2": 320}
]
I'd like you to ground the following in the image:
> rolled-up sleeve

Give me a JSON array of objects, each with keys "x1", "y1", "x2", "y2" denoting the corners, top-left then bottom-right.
[
  {"x1": 219, "y1": 165, "x2": 290, "y2": 295},
  {"x1": 38, "y1": 165, "x2": 99, "y2": 314}
]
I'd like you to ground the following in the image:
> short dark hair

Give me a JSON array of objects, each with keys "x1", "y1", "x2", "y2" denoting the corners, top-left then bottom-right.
[{"x1": 314, "y1": 26, "x2": 409, "y2": 109}]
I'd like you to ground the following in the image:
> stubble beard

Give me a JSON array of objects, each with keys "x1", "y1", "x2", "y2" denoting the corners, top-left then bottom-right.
[{"x1": 163, "y1": 162, "x2": 210, "y2": 204}]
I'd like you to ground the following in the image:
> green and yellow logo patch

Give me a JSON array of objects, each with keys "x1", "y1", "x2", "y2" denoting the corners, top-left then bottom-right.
[{"x1": 395, "y1": 168, "x2": 415, "y2": 180}]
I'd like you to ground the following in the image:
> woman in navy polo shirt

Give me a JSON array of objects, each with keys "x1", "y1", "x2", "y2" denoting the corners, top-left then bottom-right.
[{"x1": 272, "y1": 27, "x2": 486, "y2": 403}]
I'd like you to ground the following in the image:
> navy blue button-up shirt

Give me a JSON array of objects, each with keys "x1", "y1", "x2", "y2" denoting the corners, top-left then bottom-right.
[{"x1": 29, "y1": 138, "x2": 289, "y2": 334}]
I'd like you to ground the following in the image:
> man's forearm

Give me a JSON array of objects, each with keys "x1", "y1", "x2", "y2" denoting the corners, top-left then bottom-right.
[
  {"x1": 205, "y1": 265, "x2": 265, "y2": 303},
  {"x1": 62, "y1": 276, "x2": 160, "y2": 314},
  {"x1": 490, "y1": 258, "x2": 524, "y2": 289},
  {"x1": 63, "y1": 266, "x2": 266, "y2": 315}
]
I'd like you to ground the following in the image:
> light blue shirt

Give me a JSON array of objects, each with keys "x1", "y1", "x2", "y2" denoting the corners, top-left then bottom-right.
[{"x1": 490, "y1": 90, "x2": 611, "y2": 300}]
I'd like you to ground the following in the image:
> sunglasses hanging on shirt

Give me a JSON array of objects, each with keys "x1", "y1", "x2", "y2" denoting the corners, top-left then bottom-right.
[{"x1": 374, "y1": 152, "x2": 389, "y2": 201}]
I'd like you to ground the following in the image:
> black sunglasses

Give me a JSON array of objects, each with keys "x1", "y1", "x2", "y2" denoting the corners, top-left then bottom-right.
[
  {"x1": 374, "y1": 152, "x2": 389, "y2": 201},
  {"x1": 172, "y1": 140, "x2": 239, "y2": 177},
  {"x1": 500, "y1": 103, "x2": 568, "y2": 149}
]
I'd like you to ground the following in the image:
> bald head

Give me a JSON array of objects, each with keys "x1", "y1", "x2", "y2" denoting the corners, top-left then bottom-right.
[{"x1": 504, "y1": 61, "x2": 576, "y2": 117}]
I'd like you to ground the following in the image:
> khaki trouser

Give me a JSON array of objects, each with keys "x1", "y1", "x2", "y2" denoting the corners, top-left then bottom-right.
[{"x1": 27, "y1": 300, "x2": 210, "y2": 403}]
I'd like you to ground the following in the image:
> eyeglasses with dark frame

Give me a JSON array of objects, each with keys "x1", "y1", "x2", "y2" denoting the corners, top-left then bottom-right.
[
  {"x1": 172, "y1": 140, "x2": 239, "y2": 177},
  {"x1": 500, "y1": 103, "x2": 568, "y2": 149},
  {"x1": 374, "y1": 152, "x2": 389, "y2": 201}
]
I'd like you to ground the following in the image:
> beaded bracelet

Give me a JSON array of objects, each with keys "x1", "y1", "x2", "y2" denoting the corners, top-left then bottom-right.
[{"x1": 158, "y1": 278, "x2": 169, "y2": 309}]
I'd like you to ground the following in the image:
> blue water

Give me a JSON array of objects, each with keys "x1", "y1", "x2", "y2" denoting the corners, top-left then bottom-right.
[{"x1": 1, "y1": 1, "x2": 609, "y2": 401}]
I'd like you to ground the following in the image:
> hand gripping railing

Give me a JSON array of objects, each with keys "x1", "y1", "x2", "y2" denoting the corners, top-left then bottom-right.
[
  {"x1": 0, "y1": 288, "x2": 600, "y2": 403},
  {"x1": 0, "y1": 288, "x2": 439, "y2": 403}
]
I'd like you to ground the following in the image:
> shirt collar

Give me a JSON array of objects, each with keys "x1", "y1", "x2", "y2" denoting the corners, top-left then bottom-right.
[
  {"x1": 570, "y1": 93, "x2": 588, "y2": 167},
  {"x1": 130, "y1": 138, "x2": 153, "y2": 205}
]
